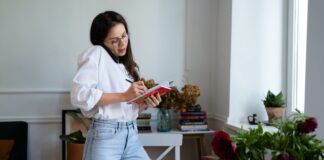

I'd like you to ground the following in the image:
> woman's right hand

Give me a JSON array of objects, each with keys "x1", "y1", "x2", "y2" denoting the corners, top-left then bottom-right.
[{"x1": 123, "y1": 81, "x2": 146, "y2": 101}]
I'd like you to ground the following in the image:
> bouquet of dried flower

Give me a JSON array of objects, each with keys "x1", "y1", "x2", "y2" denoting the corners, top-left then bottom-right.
[{"x1": 142, "y1": 78, "x2": 200, "y2": 112}]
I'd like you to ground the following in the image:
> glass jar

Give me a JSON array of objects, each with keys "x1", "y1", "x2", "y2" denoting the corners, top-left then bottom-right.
[{"x1": 157, "y1": 108, "x2": 171, "y2": 132}]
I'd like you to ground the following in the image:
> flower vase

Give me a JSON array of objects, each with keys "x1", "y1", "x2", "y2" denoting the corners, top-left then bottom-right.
[{"x1": 157, "y1": 108, "x2": 171, "y2": 132}]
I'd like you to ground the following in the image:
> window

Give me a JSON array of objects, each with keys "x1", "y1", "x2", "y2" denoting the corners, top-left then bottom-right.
[{"x1": 287, "y1": 0, "x2": 308, "y2": 113}]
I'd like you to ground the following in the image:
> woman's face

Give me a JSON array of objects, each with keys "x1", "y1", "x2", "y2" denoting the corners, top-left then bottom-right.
[{"x1": 104, "y1": 23, "x2": 129, "y2": 57}]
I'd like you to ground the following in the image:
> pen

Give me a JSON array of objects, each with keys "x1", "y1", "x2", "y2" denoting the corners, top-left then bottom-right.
[
  {"x1": 125, "y1": 79, "x2": 133, "y2": 83},
  {"x1": 126, "y1": 79, "x2": 148, "y2": 92}
]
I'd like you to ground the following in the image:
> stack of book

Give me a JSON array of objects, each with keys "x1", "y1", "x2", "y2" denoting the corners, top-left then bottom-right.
[
  {"x1": 136, "y1": 113, "x2": 152, "y2": 133},
  {"x1": 179, "y1": 111, "x2": 208, "y2": 131}
]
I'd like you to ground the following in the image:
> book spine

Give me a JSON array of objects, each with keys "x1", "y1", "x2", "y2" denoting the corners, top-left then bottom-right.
[
  {"x1": 180, "y1": 115, "x2": 207, "y2": 120},
  {"x1": 179, "y1": 121, "x2": 207, "y2": 125},
  {"x1": 179, "y1": 123, "x2": 208, "y2": 131},
  {"x1": 181, "y1": 111, "x2": 206, "y2": 116},
  {"x1": 179, "y1": 124, "x2": 208, "y2": 129},
  {"x1": 180, "y1": 128, "x2": 209, "y2": 132},
  {"x1": 180, "y1": 119, "x2": 207, "y2": 123}
]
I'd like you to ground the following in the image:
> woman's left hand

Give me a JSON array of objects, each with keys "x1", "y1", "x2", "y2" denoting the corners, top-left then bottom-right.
[{"x1": 144, "y1": 93, "x2": 162, "y2": 108}]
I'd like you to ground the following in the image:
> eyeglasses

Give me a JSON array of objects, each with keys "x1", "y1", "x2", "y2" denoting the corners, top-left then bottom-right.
[{"x1": 109, "y1": 33, "x2": 129, "y2": 47}]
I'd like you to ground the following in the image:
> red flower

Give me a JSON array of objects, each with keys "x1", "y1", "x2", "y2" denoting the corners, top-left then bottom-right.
[
  {"x1": 275, "y1": 153, "x2": 294, "y2": 160},
  {"x1": 211, "y1": 131, "x2": 237, "y2": 160},
  {"x1": 297, "y1": 117, "x2": 318, "y2": 134}
]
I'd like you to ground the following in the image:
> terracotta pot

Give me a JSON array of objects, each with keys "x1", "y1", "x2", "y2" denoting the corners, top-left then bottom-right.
[
  {"x1": 67, "y1": 143, "x2": 84, "y2": 160},
  {"x1": 266, "y1": 107, "x2": 286, "y2": 122}
]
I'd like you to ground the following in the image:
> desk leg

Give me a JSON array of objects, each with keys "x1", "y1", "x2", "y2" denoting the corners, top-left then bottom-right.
[
  {"x1": 184, "y1": 134, "x2": 207, "y2": 160},
  {"x1": 175, "y1": 146, "x2": 180, "y2": 160},
  {"x1": 199, "y1": 135, "x2": 207, "y2": 159},
  {"x1": 197, "y1": 138, "x2": 202, "y2": 159}
]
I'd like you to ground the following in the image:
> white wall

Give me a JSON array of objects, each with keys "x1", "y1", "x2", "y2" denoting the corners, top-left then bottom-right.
[
  {"x1": 0, "y1": 0, "x2": 185, "y2": 90},
  {"x1": 185, "y1": 0, "x2": 232, "y2": 129},
  {"x1": 305, "y1": 0, "x2": 324, "y2": 139},
  {"x1": 185, "y1": 0, "x2": 213, "y2": 115},
  {"x1": 229, "y1": 0, "x2": 287, "y2": 123},
  {"x1": 210, "y1": 0, "x2": 232, "y2": 125}
]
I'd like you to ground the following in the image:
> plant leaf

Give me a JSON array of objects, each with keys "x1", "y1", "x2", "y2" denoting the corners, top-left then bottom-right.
[{"x1": 67, "y1": 110, "x2": 88, "y2": 130}]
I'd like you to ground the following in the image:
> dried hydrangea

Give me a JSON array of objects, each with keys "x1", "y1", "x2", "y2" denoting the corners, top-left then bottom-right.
[{"x1": 142, "y1": 78, "x2": 201, "y2": 112}]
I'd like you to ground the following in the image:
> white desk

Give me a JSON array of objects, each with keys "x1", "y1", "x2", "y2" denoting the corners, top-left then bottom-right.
[
  {"x1": 139, "y1": 130, "x2": 213, "y2": 160},
  {"x1": 139, "y1": 132, "x2": 183, "y2": 160}
]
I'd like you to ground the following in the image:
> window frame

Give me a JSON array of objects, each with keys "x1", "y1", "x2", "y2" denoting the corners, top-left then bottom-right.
[{"x1": 287, "y1": 0, "x2": 308, "y2": 114}]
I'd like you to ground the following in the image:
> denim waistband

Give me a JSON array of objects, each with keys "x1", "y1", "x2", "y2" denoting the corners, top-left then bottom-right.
[{"x1": 91, "y1": 119, "x2": 137, "y2": 129}]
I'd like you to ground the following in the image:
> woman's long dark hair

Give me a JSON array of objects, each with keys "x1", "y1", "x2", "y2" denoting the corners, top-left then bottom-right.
[{"x1": 90, "y1": 11, "x2": 140, "y2": 81}]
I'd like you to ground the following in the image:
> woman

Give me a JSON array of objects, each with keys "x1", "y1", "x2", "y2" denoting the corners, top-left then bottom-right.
[{"x1": 71, "y1": 11, "x2": 161, "y2": 160}]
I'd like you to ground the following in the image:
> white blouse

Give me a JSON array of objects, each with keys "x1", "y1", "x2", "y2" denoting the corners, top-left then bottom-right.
[{"x1": 70, "y1": 45, "x2": 139, "y2": 122}]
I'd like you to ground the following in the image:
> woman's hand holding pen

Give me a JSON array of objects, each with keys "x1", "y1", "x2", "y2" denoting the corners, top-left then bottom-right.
[
  {"x1": 125, "y1": 79, "x2": 161, "y2": 108},
  {"x1": 124, "y1": 80, "x2": 146, "y2": 101}
]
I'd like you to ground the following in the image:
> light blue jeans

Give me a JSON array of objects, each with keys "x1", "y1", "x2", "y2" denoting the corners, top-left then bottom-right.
[{"x1": 83, "y1": 119, "x2": 150, "y2": 160}]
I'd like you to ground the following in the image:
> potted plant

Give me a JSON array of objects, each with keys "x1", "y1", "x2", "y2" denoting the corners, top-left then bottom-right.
[
  {"x1": 262, "y1": 90, "x2": 286, "y2": 122},
  {"x1": 60, "y1": 109, "x2": 90, "y2": 160},
  {"x1": 205, "y1": 110, "x2": 324, "y2": 160}
]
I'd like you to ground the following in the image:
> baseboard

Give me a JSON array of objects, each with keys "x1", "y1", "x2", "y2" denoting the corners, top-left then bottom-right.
[
  {"x1": 0, "y1": 116, "x2": 61, "y2": 124},
  {"x1": 0, "y1": 88, "x2": 69, "y2": 94},
  {"x1": 208, "y1": 113, "x2": 228, "y2": 123}
]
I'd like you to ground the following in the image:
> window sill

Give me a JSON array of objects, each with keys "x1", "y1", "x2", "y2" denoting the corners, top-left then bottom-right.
[{"x1": 226, "y1": 121, "x2": 278, "y2": 133}]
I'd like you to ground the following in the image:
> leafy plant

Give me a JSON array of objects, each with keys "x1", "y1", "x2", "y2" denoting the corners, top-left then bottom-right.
[
  {"x1": 269, "y1": 112, "x2": 323, "y2": 159},
  {"x1": 208, "y1": 110, "x2": 324, "y2": 160},
  {"x1": 59, "y1": 109, "x2": 89, "y2": 144},
  {"x1": 263, "y1": 90, "x2": 285, "y2": 108},
  {"x1": 232, "y1": 124, "x2": 269, "y2": 160}
]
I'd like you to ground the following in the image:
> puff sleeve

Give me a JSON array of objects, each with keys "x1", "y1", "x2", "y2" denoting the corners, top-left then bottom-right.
[{"x1": 70, "y1": 47, "x2": 103, "y2": 111}]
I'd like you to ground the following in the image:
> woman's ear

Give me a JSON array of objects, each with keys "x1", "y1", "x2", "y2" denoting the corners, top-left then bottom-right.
[{"x1": 103, "y1": 39, "x2": 110, "y2": 49}]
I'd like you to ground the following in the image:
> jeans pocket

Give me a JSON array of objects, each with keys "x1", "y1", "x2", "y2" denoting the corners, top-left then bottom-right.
[{"x1": 95, "y1": 128, "x2": 115, "y2": 140}]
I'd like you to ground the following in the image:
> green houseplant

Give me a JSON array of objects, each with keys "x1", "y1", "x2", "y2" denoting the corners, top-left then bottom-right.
[
  {"x1": 60, "y1": 109, "x2": 88, "y2": 143},
  {"x1": 60, "y1": 109, "x2": 89, "y2": 160},
  {"x1": 206, "y1": 110, "x2": 324, "y2": 160},
  {"x1": 263, "y1": 90, "x2": 286, "y2": 122}
]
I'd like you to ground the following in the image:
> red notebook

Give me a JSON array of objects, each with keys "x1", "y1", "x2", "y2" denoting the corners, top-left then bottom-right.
[{"x1": 127, "y1": 81, "x2": 173, "y2": 105}]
